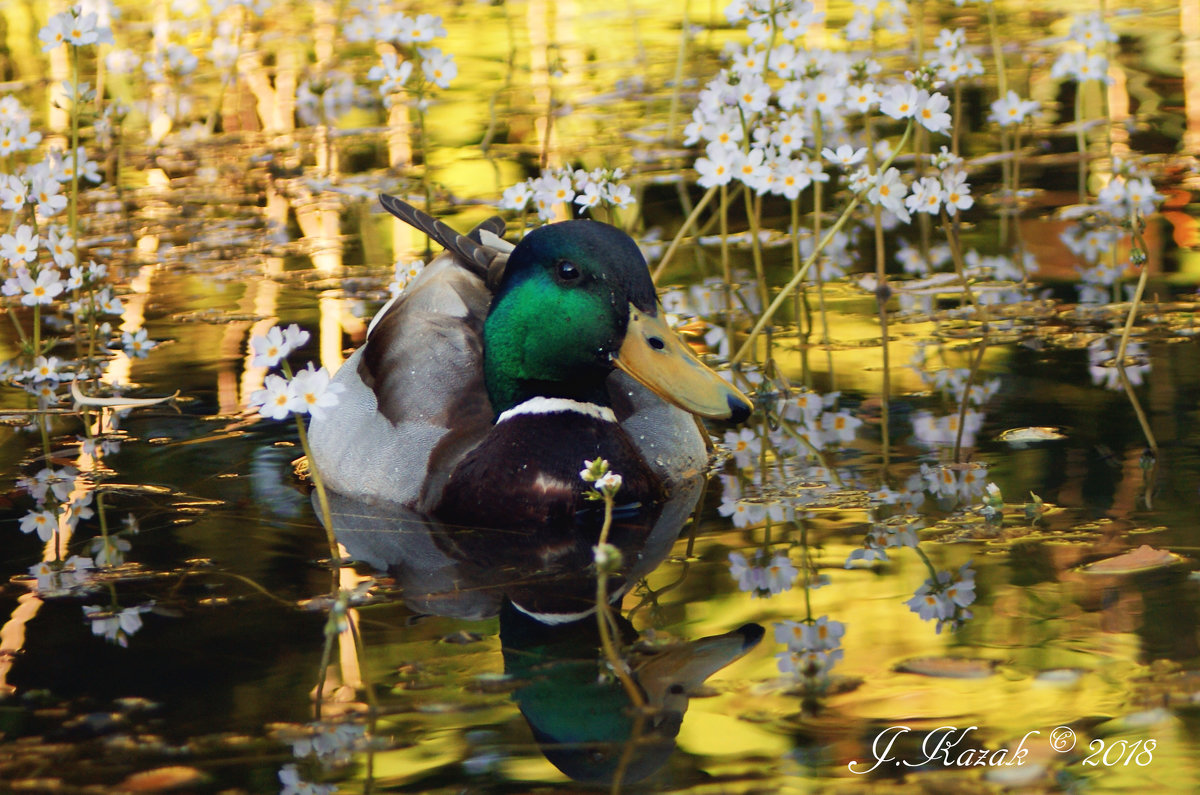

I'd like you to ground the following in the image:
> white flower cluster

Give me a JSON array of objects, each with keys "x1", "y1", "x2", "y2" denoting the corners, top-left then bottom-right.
[
  {"x1": 844, "y1": 517, "x2": 921, "y2": 566},
  {"x1": 580, "y1": 456, "x2": 623, "y2": 498},
  {"x1": 388, "y1": 258, "x2": 425, "y2": 297},
  {"x1": 38, "y1": 6, "x2": 114, "y2": 52},
  {"x1": 1062, "y1": 157, "x2": 1163, "y2": 305},
  {"x1": 1051, "y1": 13, "x2": 1116, "y2": 84},
  {"x1": 988, "y1": 90, "x2": 1039, "y2": 128},
  {"x1": 358, "y1": 11, "x2": 457, "y2": 105},
  {"x1": 83, "y1": 603, "x2": 152, "y2": 648},
  {"x1": 687, "y1": 6, "x2": 961, "y2": 231},
  {"x1": 297, "y1": 72, "x2": 371, "y2": 127},
  {"x1": 906, "y1": 562, "x2": 976, "y2": 634},
  {"x1": 16, "y1": 466, "x2": 92, "y2": 542},
  {"x1": 728, "y1": 549, "x2": 797, "y2": 597},
  {"x1": 774, "y1": 616, "x2": 844, "y2": 683},
  {"x1": 247, "y1": 324, "x2": 345, "y2": 421},
  {"x1": 500, "y1": 167, "x2": 636, "y2": 221},
  {"x1": 929, "y1": 28, "x2": 984, "y2": 85}
]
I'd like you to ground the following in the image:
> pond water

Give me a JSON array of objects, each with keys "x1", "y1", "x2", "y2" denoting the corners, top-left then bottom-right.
[{"x1": 1, "y1": 0, "x2": 1199, "y2": 792}]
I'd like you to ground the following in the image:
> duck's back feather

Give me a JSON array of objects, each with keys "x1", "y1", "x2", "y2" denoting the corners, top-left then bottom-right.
[{"x1": 308, "y1": 254, "x2": 495, "y2": 509}]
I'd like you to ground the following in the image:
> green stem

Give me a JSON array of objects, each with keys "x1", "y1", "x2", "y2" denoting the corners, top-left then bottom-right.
[
  {"x1": 732, "y1": 122, "x2": 914, "y2": 366},
  {"x1": 952, "y1": 336, "x2": 988, "y2": 466},
  {"x1": 1075, "y1": 87, "x2": 1088, "y2": 202},
  {"x1": 651, "y1": 185, "x2": 716, "y2": 283},
  {"x1": 594, "y1": 491, "x2": 644, "y2": 710}
]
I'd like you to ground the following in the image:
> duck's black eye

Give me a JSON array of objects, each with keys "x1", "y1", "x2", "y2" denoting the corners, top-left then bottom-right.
[
  {"x1": 555, "y1": 260, "x2": 581, "y2": 282},
  {"x1": 647, "y1": 336, "x2": 665, "y2": 350}
]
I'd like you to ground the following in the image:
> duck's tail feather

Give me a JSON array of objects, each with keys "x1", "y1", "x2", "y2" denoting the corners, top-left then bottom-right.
[{"x1": 380, "y1": 193, "x2": 509, "y2": 287}]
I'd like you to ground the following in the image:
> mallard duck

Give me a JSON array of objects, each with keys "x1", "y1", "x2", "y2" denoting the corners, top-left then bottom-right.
[{"x1": 307, "y1": 195, "x2": 751, "y2": 526}]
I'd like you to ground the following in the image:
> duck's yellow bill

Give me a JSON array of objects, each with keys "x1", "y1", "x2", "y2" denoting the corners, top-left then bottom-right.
[{"x1": 613, "y1": 306, "x2": 753, "y2": 422}]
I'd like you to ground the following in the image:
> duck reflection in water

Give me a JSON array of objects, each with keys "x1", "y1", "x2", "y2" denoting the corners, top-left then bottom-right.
[
  {"x1": 323, "y1": 485, "x2": 763, "y2": 787},
  {"x1": 309, "y1": 196, "x2": 760, "y2": 784}
]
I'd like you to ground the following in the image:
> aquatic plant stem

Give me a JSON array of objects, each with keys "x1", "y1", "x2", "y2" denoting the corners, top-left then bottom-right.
[
  {"x1": 985, "y1": 2, "x2": 1008, "y2": 97},
  {"x1": 939, "y1": 210, "x2": 984, "y2": 317},
  {"x1": 811, "y1": 113, "x2": 831, "y2": 348},
  {"x1": 651, "y1": 185, "x2": 716, "y2": 282},
  {"x1": 744, "y1": 191, "x2": 769, "y2": 315},
  {"x1": 1114, "y1": 223, "x2": 1157, "y2": 454},
  {"x1": 719, "y1": 184, "x2": 735, "y2": 363},
  {"x1": 1075, "y1": 88, "x2": 1088, "y2": 202},
  {"x1": 1115, "y1": 223, "x2": 1151, "y2": 366},
  {"x1": 280, "y1": 361, "x2": 341, "y2": 593},
  {"x1": 732, "y1": 122, "x2": 913, "y2": 366},
  {"x1": 952, "y1": 336, "x2": 988, "y2": 465},
  {"x1": 594, "y1": 490, "x2": 644, "y2": 711}
]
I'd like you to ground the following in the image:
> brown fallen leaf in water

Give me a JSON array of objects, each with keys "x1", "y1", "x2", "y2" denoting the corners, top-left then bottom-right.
[
  {"x1": 895, "y1": 656, "x2": 997, "y2": 679},
  {"x1": 116, "y1": 766, "x2": 209, "y2": 792},
  {"x1": 1080, "y1": 544, "x2": 1187, "y2": 574}
]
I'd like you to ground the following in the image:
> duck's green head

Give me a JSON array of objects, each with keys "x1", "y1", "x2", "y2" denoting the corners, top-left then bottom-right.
[{"x1": 483, "y1": 220, "x2": 752, "y2": 422}]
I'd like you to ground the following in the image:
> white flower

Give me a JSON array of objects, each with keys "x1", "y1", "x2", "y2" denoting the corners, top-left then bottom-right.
[
  {"x1": 1, "y1": 225, "x2": 39, "y2": 263},
  {"x1": 593, "y1": 470, "x2": 623, "y2": 496},
  {"x1": 38, "y1": 13, "x2": 71, "y2": 51},
  {"x1": 500, "y1": 181, "x2": 532, "y2": 211},
  {"x1": 763, "y1": 552, "x2": 797, "y2": 595},
  {"x1": 941, "y1": 170, "x2": 974, "y2": 214},
  {"x1": 83, "y1": 604, "x2": 148, "y2": 648},
  {"x1": 419, "y1": 47, "x2": 457, "y2": 89},
  {"x1": 24, "y1": 356, "x2": 61, "y2": 382},
  {"x1": 728, "y1": 551, "x2": 764, "y2": 592},
  {"x1": 907, "y1": 586, "x2": 954, "y2": 622},
  {"x1": 867, "y1": 167, "x2": 909, "y2": 220},
  {"x1": 20, "y1": 509, "x2": 58, "y2": 541},
  {"x1": 879, "y1": 83, "x2": 921, "y2": 120},
  {"x1": 47, "y1": 227, "x2": 75, "y2": 267},
  {"x1": 916, "y1": 91, "x2": 952, "y2": 134},
  {"x1": 774, "y1": 616, "x2": 845, "y2": 652},
  {"x1": 249, "y1": 373, "x2": 294, "y2": 420},
  {"x1": 64, "y1": 11, "x2": 113, "y2": 47},
  {"x1": 389, "y1": 259, "x2": 425, "y2": 296},
  {"x1": 121, "y1": 328, "x2": 157, "y2": 357},
  {"x1": 820, "y1": 409, "x2": 862, "y2": 443},
  {"x1": 0, "y1": 173, "x2": 28, "y2": 211},
  {"x1": 695, "y1": 142, "x2": 736, "y2": 188},
  {"x1": 367, "y1": 51, "x2": 413, "y2": 97},
  {"x1": 905, "y1": 175, "x2": 943, "y2": 215},
  {"x1": 410, "y1": 12, "x2": 447, "y2": 42},
  {"x1": 279, "y1": 763, "x2": 336, "y2": 795},
  {"x1": 718, "y1": 497, "x2": 767, "y2": 529},
  {"x1": 988, "y1": 90, "x2": 1039, "y2": 127},
  {"x1": 19, "y1": 268, "x2": 63, "y2": 306},
  {"x1": 286, "y1": 365, "x2": 344, "y2": 421},
  {"x1": 574, "y1": 181, "x2": 603, "y2": 211},
  {"x1": 282, "y1": 323, "x2": 311, "y2": 351},
  {"x1": 604, "y1": 183, "x2": 636, "y2": 210},
  {"x1": 821, "y1": 144, "x2": 867, "y2": 170},
  {"x1": 845, "y1": 82, "x2": 880, "y2": 114},
  {"x1": 733, "y1": 146, "x2": 769, "y2": 193},
  {"x1": 30, "y1": 174, "x2": 67, "y2": 217},
  {"x1": 723, "y1": 426, "x2": 760, "y2": 468}
]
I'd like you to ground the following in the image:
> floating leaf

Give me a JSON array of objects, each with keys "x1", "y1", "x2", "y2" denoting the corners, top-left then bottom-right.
[
  {"x1": 1080, "y1": 544, "x2": 1188, "y2": 575},
  {"x1": 116, "y1": 766, "x2": 209, "y2": 792},
  {"x1": 996, "y1": 427, "x2": 1066, "y2": 447},
  {"x1": 895, "y1": 657, "x2": 997, "y2": 679}
]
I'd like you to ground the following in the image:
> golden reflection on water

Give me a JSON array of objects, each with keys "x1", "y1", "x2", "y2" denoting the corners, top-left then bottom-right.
[{"x1": 0, "y1": 0, "x2": 1195, "y2": 790}]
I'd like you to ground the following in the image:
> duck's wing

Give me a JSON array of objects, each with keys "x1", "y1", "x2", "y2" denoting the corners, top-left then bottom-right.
[
  {"x1": 379, "y1": 194, "x2": 510, "y2": 288},
  {"x1": 307, "y1": 203, "x2": 509, "y2": 507}
]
